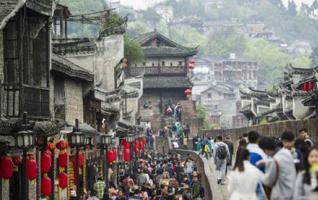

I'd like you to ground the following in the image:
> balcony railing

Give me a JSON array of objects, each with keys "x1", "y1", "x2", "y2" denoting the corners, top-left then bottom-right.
[
  {"x1": 129, "y1": 66, "x2": 186, "y2": 76},
  {"x1": 0, "y1": 84, "x2": 50, "y2": 119}
]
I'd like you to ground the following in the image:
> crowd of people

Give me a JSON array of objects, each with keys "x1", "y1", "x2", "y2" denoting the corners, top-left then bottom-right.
[
  {"x1": 220, "y1": 128, "x2": 318, "y2": 200},
  {"x1": 82, "y1": 151, "x2": 205, "y2": 200}
]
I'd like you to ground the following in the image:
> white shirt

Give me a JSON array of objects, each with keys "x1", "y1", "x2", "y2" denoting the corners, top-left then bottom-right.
[{"x1": 228, "y1": 161, "x2": 263, "y2": 200}]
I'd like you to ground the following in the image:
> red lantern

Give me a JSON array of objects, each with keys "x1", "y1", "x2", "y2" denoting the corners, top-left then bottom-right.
[
  {"x1": 0, "y1": 156, "x2": 13, "y2": 179},
  {"x1": 41, "y1": 150, "x2": 52, "y2": 173},
  {"x1": 56, "y1": 140, "x2": 69, "y2": 150},
  {"x1": 58, "y1": 152, "x2": 68, "y2": 168},
  {"x1": 41, "y1": 176, "x2": 52, "y2": 196},
  {"x1": 113, "y1": 148, "x2": 117, "y2": 161},
  {"x1": 47, "y1": 142, "x2": 55, "y2": 151},
  {"x1": 58, "y1": 172, "x2": 68, "y2": 189},
  {"x1": 184, "y1": 88, "x2": 192, "y2": 96},
  {"x1": 73, "y1": 151, "x2": 84, "y2": 168},
  {"x1": 124, "y1": 148, "x2": 130, "y2": 162},
  {"x1": 27, "y1": 158, "x2": 37, "y2": 181},
  {"x1": 78, "y1": 151, "x2": 84, "y2": 167},
  {"x1": 13, "y1": 156, "x2": 22, "y2": 166},
  {"x1": 107, "y1": 149, "x2": 114, "y2": 164},
  {"x1": 121, "y1": 139, "x2": 130, "y2": 149},
  {"x1": 137, "y1": 140, "x2": 143, "y2": 151}
]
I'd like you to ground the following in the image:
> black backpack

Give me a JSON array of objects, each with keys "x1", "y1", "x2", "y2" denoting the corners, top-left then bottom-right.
[{"x1": 216, "y1": 145, "x2": 227, "y2": 160}]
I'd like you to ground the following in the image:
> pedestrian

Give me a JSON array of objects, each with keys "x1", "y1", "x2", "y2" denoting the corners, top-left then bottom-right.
[
  {"x1": 298, "y1": 128, "x2": 314, "y2": 147},
  {"x1": 87, "y1": 190, "x2": 100, "y2": 200},
  {"x1": 293, "y1": 145, "x2": 318, "y2": 199},
  {"x1": 191, "y1": 171, "x2": 203, "y2": 200},
  {"x1": 214, "y1": 135, "x2": 230, "y2": 185},
  {"x1": 93, "y1": 177, "x2": 106, "y2": 199},
  {"x1": 260, "y1": 132, "x2": 297, "y2": 200},
  {"x1": 246, "y1": 131, "x2": 267, "y2": 173},
  {"x1": 228, "y1": 148, "x2": 263, "y2": 200},
  {"x1": 224, "y1": 136, "x2": 234, "y2": 172}
]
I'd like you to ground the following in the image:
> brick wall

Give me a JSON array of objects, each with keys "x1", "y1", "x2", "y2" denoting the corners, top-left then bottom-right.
[
  {"x1": 201, "y1": 118, "x2": 318, "y2": 143},
  {"x1": 64, "y1": 79, "x2": 84, "y2": 124}
]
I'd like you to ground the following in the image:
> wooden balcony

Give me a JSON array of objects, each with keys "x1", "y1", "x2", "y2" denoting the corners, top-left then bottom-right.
[
  {"x1": 1, "y1": 84, "x2": 50, "y2": 119},
  {"x1": 129, "y1": 66, "x2": 187, "y2": 76}
]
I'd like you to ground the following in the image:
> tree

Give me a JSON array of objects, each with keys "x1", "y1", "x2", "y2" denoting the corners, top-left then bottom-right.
[
  {"x1": 196, "y1": 104, "x2": 214, "y2": 130},
  {"x1": 124, "y1": 35, "x2": 144, "y2": 65}
]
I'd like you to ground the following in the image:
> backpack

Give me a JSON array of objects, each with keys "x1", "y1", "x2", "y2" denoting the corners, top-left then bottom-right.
[
  {"x1": 204, "y1": 144, "x2": 209, "y2": 153},
  {"x1": 216, "y1": 145, "x2": 227, "y2": 160}
]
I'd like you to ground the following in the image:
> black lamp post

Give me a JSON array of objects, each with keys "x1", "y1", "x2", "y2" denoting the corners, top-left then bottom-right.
[
  {"x1": 99, "y1": 134, "x2": 112, "y2": 192},
  {"x1": 125, "y1": 133, "x2": 135, "y2": 176},
  {"x1": 15, "y1": 130, "x2": 34, "y2": 200},
  {"x1": 69, "y1": 119, "x2": 84, "y2": 200}
]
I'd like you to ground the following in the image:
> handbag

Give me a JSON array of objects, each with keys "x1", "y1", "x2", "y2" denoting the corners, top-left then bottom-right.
[{"x1": 262, "y1": 159, "x2": 280, "y2": 200}]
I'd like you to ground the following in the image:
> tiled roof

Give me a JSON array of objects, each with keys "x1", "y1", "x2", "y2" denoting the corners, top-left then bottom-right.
[
  {"x1": 0, "y1": 0, "x2": 22, "y2": 30},
  {"x1": 135, "y1": 31, "x2": 198, "y2": 58},
  {"x1": 51, "y1": 54, "x2": 93, "y2": 82},
  {"x1": 143, "y1": 76, "x2": 192, "y2": 89}
]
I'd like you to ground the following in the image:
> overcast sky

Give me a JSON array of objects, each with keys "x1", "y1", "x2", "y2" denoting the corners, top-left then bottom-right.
[{"x1": 118, "y1": 0, "x2": 316, "y2": 10}]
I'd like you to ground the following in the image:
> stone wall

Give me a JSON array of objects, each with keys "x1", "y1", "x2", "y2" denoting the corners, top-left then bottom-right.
[
  {"x1": 201, "y1": 118, "x2": 318, "y2": 142},
  {"x1": 64, "y1": 79, "x2": 84, "y2": 124}
]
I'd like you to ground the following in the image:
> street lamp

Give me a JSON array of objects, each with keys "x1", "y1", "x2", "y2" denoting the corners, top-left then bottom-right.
[
  {"x1": 15, "y1": 129, "x2": 34, "y2": 200},
  {"x1": 126, "y1": 133, "x2": 135, "y2": 175},
  {"x1": 68, "y1": 119, "x2": 84, "y2": 200},
  {"x1": 99, "y1": 134, "x2": 112, "y2": 193}
]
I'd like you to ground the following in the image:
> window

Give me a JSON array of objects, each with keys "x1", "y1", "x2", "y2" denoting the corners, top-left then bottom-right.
[
  {"x1": 161, "y1": 61, "x2": 165, "y2": 66},
  {"x1": 179, "y1": 61, "x2": 183, "y2": 66},
  {"x1": 170, "y1": 62, "x2": 173, "y2": 66},
  {"x1": 143, "y1": 62, "x2": 146, "y2": 66},
  {"x1": 152, "y1": 62, "x2": 155, "y2": 66},
  {"x1": 208, "y1": 93, "x2": 212, "y2": 98},
  {"x1": 214, "y1": 105, "x2": 218, "y2": 110}
]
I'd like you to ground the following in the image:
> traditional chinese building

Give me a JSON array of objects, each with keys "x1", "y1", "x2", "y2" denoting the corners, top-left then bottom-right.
[
  {"x1": 240, "y1": 65, "x2": 318, "y2": 125},
  {"x1": 127, "y1": 30, "x2": 198, "y2": 132}
]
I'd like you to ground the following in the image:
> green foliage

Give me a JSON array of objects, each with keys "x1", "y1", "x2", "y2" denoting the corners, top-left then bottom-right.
[
  {"x1": 124, "y1": 35, "x2": 144, "y2": 64},
  {"x1": 196, "y1": 104, "x2": 214, "y2": 130},
  {"x1": 102, "y1": 12, "x2": 125, "y2": 30}
]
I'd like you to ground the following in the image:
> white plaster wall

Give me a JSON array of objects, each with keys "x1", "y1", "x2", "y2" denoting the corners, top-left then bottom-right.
[
  {"x1": 95, "y1": 34, "x2": 124, "y2": 91},
  {"x1": 64, "y1": 79, "x2": 84, "y2": 124},
  {"x1": 66, "y1": 54, "x2": 95, "y2": 73},
  {"x1": 293, "y1": 96, "x2": 314, "y2": 119}
]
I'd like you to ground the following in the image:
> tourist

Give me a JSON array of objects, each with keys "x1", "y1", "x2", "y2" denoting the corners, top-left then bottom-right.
[
  {"x1": 224, "y1": 136, "x2": 234, "y2": 172},
  {"x1": 261, "y1": 132, "x2": 297, "y2": 200},
  {"x1": 299, "y1": 128, "x2": 314, "y2": 147},
  {"x1": 87, "y1": 190, "x2": 100, "y2": 200},
  {"x1": 214, "y1": 135, "x2": 230, "y2": 185},
  {"x1": 184, "y1": 158, "x2": 194, "y2": 184},
  {"x1": 228, "y1": 148, "x2": 263, "y2": 200},
  {"x1": 191, "y1": 171, "x2": 203, "y2": 200},
  {"x1": 294, "y1": 145, "x2": 318, "y2": 199},
  {"x1": 246, "y1": 131, "x2": 267, "y2": 172},
  {"x1": 93, "y1": 177, "x2": 106, "y2": 199}
]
